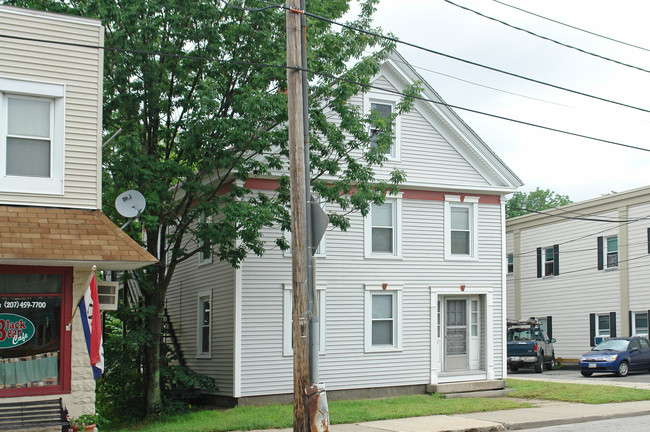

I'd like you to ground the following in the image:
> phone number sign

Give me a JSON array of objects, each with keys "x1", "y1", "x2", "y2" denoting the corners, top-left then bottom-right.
[{"x1": 0, "y1": 313, "x2": 35, "y2": 348}]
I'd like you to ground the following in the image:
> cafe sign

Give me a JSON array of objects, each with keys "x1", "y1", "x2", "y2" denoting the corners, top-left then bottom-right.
[{"x1": 0, "y1": 314, "x2": 35, "y2": 348}]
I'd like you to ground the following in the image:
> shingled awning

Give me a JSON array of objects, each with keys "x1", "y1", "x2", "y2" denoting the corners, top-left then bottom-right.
[{"x1": 0, "y1": 205, "x2": 158, "y2": 270}]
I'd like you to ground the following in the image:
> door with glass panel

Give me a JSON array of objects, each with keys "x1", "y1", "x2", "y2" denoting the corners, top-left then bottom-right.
[{"x1": 444, "y1": 299, "x2": 468, "y2": 371}]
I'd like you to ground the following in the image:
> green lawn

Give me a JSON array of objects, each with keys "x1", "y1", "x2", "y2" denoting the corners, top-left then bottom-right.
[
  {"x1": 506, "y1": 378, "x2": 650, "y2": 404},
  {"x1": 106, "y1": 379, "x2": 650, "y2": 432}
]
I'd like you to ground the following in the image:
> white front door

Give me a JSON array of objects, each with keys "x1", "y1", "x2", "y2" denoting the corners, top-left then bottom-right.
[{"x1": 440, "y1": 296, "x2": 482, "y2": 372}]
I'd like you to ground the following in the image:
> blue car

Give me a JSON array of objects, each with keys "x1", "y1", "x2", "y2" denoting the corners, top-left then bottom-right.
[{"x1": 579, "y1": 337, "x2": 650, "y2": 377}]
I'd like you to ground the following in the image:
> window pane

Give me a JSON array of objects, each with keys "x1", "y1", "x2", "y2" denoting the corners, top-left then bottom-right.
[
  {"x1": 636, "y1": 313, "x2": 648, "y2": 330},
  {"x1": 372, "y1": 321, "x2": 392, "y2": 345},
  {"x1": 7, "y1": 98, "x2": 50, "y2": 137},
  {"x1": 607, "y1": 237, "x2": 618, "y2": 253},
  {"x1": 372, "y1": 295, "x2": 392, "y2": 319},
  {"x1": 451, "y1": 207, "x2": 469, "y2": 230},
  {"x1": 202, "y1": 300, "x2": 210, "y2": 325},
  {"x1": 6, "y1": 138, "x2": 51, "y2": 177},
  {"x1": 201, "y1": 327, "x2": 209, "y2": 353},
  {"x1": 0, "y1": 274, "x2": 61, "y2": 294},
  {"x1": 0, "y1": 296, "x2": 61, "y2": 389},
  {"x1": 371, "y1": 103, "x2": 392, "y2": 118},
  {"x1": 545, "y1": 248, "x2": 554, "y2": 261},
  {"x1": 450, "y1": 231, "x2": 469, "y2": 254},
  {"x1": 372, "y1": 203, "x2": 393, "y2": 227},
  {"x1": 372, "y1": 227, "x2": 393, "y2": 253},
  {"x1": 598, "y1": 315, "x2": 610, "y2": 331}
]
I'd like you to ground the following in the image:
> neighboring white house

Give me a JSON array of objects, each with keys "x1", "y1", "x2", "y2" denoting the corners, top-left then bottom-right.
[
  {"x1": 506, "y1": 185, "x2": 650, "y2": 363},
  {"x1": 0, "y1": 5, "x2": 156, "y2": 415},
  {"x1": 166, "y1": 52, "x2": 522, "y2": 405}
]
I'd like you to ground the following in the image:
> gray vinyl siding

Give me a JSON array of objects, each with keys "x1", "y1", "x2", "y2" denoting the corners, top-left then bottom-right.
[
  {"x1": 167, "y1": 254, "x2": 236, "y2": 396},
  {"x1": 370, "y1": 76, "x2": 490, "y2": 189},
  {"x1": 627, "y1": 203, "x2": 650, "y2": 310},
  {"x1": 0, "y1": 7, "x2": 102, "y2": 209},
  {"x1": 515, "y1": 211, "x2": 621, "y2": 359},
  {"x1": 505, "y1": 232, "x2": 515, "y2": 319},
  {"x1": 238, "y1": 198, "x2": 505, "y2": 396}
]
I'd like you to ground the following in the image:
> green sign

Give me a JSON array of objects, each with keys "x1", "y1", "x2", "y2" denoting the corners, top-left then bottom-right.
[{"x1": 0, "y1": 314, "x2": 35, "y2": 348}]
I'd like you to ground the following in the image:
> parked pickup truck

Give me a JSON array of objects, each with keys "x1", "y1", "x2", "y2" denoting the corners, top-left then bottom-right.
[{"x1": 507, "y1": 318, "x2": 556, "y2": 373}]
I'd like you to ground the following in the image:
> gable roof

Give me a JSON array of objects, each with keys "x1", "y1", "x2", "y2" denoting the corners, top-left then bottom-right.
[
  {"x1": 0, "y1": 205, "x2": 158, "y2": 270},
  {"x1": 377, "y1": 51, "x2": 523, "y2": 193}
]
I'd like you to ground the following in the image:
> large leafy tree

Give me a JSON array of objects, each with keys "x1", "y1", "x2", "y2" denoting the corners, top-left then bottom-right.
[
  {"x1": 506, "y1": 187, "x2": 572, "y2": 218},
  {"x1": 7, "y1": 0, "x2": 417, "y2": 415}
]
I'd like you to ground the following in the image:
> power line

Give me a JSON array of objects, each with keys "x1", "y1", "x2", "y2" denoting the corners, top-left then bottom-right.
[
  {"x1": 492, "y1": 0, "x2": 650, "y2": 53},
  {"x1": 391, "y1": 58, "x2": 569, "y2": 107},
  {"x1": 3, "y1": 31, "x2": 650, "y2": 153},
  {"x1": 507, "y1": 206, "x2": 649, "y2": 223},
  {"x1": 443, "y1": 0, "x2": 650, "y2": 75},
  {"x1": 303, "y1": 65, "x2": 650, "y2": 153},
  {"x1": 296, "y1": 8, "x2": 650, "y2": 115}
]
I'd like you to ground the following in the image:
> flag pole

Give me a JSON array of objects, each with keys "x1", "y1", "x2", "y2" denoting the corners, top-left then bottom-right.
[{"x1": 66, "y1": 265, "x2": 97, "y2": 331}]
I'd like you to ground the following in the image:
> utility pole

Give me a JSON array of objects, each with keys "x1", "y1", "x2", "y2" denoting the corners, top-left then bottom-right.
[{"x1": 286, "y1": 0, "x2": 310, "y2": 430}]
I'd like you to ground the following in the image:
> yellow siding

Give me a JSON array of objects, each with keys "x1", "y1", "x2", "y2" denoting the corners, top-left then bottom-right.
[{"x1": 0, "y1": 6, "x2": 103, "y2": 209}]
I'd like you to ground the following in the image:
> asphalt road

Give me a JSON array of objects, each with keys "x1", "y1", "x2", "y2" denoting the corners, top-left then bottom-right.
[
  {"x1": 519, "y1": 413, "x2": 650, "y2": 431},
  {"x1": 508, "y1": 366, "x2": 650, "y2": 386}
]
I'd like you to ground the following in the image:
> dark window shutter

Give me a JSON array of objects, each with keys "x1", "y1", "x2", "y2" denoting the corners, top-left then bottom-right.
[
  {"x1": 610, "y1": 312, "x2": 617, "y2": 337},
  {"x1": 629, "y1": 311, "x2": 633, "y2": 336},
  {"x1": 537, "y1": 248, "x2": 542, "y2": 278},
  {"x1": 647, "y1": 228, "x2": 650, "y2": 254},
  {"x1": 547, "y1": 315, "x2": 553, "y2": 339},
  {"x1": 589, "y1": 313, "x2": 596, "y2": 346},
  {"x1": 553, "y1": 244, "x2": 559, "y2": 276},
  {"x1": 597, "y1": 237, "x2": 604, "y2": 270}
]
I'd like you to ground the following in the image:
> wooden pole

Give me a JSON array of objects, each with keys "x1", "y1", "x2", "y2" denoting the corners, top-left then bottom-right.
[{"x1": 287, "y1": 1, "x2": 310, "y2": 430}]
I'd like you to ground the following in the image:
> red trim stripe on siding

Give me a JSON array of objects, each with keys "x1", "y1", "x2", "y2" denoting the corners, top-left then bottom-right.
[{"x1": 243, "y1": 179, "x2": 501, "y2": 204}]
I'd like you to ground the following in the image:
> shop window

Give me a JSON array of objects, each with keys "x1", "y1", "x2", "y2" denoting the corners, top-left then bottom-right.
[{"x1": 0, "y1": 266, "x2": 71, "y2": 397}]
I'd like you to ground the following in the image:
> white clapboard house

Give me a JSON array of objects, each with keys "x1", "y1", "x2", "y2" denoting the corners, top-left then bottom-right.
[
  {"x1": 166, "y1": 52, "x2": 522, "y2": 404},
  {"x1": 507, "y1": 185, "x2": 650, "y2": 363}
]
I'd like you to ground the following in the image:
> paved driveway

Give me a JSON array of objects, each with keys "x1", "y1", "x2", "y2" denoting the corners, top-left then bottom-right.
[{"x1": 508, "y1": 367, "x2": 650, "y2": 389}]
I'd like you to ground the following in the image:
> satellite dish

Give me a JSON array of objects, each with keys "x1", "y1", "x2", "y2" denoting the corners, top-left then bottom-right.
[{"x1": 115, "y1": 190, "x2": 146, "y2": 218}]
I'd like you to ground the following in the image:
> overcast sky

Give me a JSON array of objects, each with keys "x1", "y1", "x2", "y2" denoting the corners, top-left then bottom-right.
[{"x1": 357, "y1": 0, "x2": 650, "y2": 202}]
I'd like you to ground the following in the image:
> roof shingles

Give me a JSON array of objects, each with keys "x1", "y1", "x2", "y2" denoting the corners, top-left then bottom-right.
[{"x1": 0, "y1": 206, "x2": 157, "y2": 270}]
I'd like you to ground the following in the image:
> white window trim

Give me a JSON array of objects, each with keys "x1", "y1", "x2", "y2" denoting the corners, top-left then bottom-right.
[
  {"x1": 196, "y1": 289, "x2": 212, "y2": 359},
  {"x1": 364, "y1": 194, "x2": 403, "y2": 259},
  {"x1": 543, "y1": 246, "x2": 555, "y2": 277},
  {"x1": 364, "y1": 283, "x2": 403, "y2": 353},
  {"x1": 632, "y1": 311, "x2": 648, "y2": 336},
  {"x1": 604, "y1": 235, "x2": 619, "y2": 270},
  {"x1": 444, "y1": 195, "x2": 479, "y2": 261},
  {"x1": 283, "y1": 283, "x2": 326, "y2": 357},
  {"x1": 0, "y1": 77, "x2": 65, "y2": 195},
  {"x1": 596, "y1": 313, "x2": 611, "y2": 338},
  {"x1": 197, "y1": 214, "x2": 213, "y2": 266},
  {"x1": 507, "y1": 253, "x2": 514, "y2": 274},
  {"x1": 364, "y1": 93, "x2": 401, "y2": 161}
]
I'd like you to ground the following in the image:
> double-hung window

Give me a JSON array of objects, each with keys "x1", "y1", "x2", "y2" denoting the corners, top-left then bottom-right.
[
  {"x1": 444, "y1": 196, "x2": 478, "y2": 260},
  {"x1": 597, "y1": 314, "x2": 610, "y2": 338},
  {"x1": 632, "y1": 312, "x2": 649, "y2": 336},
  {"x1": 197, "y1": 213, "x2": 213, "y2": 265},
  {"x1": 364, "y1": 284, "x2": 403, "y2": 352},
  {"x1": 597, "y1": 236, "x2": 618, "y2": 269},
  {"x1": 536, "y1": 245, "x2": 559, "y2": 277},
  {"x1": 365, "y1": 94, "x2": 400, "y2": 160},
  {"x1": 197, "y1": 290, "x2": 211, "y2": 358},
  {"x1": 507, "y1": 253, "x2": 514, "y2": 274},
  {"x1": 0, "y1": 78, "x2": 65, "y2": 195},
  {"x1": 365, "y1": 197, "x2": 401, "y2": 258}
]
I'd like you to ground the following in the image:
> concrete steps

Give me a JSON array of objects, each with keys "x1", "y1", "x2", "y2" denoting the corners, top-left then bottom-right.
[{"x1": 427, "y1": 379, "x2": 510, "y2": 398}]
